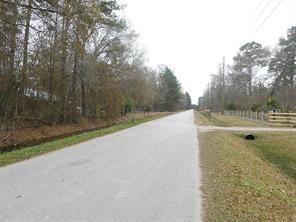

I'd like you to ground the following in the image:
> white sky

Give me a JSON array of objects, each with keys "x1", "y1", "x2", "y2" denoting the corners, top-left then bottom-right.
[{"x1": 118, "y1": 0, "x2": 296, "y2": 103}]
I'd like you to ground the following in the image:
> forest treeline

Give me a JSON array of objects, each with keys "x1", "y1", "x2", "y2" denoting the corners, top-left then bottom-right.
[
  {"x1": 202, "y1": 26, "x2": 295, "y2": 113},
  {"x1": 0, "y1": 0, "x2": 191, "y2": 132}
]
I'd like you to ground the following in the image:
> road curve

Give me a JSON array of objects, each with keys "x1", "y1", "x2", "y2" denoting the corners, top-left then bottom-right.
[{"x1": 0, "y1": 110, "x2": 201, "y2": 222}]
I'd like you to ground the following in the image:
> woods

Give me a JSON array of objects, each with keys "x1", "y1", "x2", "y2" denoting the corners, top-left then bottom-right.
[
  {"x1": 0, "y1": 0, "x2": 191, "y2": 134},
  {"x1": 201, "y1": 26, "x2": 296, "y2": 113}
]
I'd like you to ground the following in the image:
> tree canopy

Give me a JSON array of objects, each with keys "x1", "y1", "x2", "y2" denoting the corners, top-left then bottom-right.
[
  {"x1": 0, "y1": 0, "x2": 192, "y2": 132},
  {"x1": 202, "y1": 26, "x2": 296, "y2": 112}
]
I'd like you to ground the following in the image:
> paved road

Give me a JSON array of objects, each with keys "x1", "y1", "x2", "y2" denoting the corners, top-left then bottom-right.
[{"x1": 0, "y1": 110, "x2": 201, "y2": 222}]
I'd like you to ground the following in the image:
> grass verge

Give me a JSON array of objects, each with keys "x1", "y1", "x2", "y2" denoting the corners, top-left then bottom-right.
[
  {"x1": 0, "y1": 114, "x2": 169, "y2": 167},
  {"x1": 195, "y1": 111, "x2": 211, "y2": 125},
  {"x1": 196, "y1": 111, "x2": 270, "y2": 127},
  {"x1": 199, "y1": 131, "x2": 296, "y2": 221},
  {"x1": 238, "y1": 132, "x2": 296, "y2": 180}
]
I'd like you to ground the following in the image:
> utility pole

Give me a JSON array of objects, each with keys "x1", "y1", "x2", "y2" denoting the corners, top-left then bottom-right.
[
  {"x1": 207, "y1": 82, "x2": 212, "y2": 123},
  {"x1": 208, "y1": 82, "x2": 211, "y2": 110},
  {"x1": 221, "y1": 56, "x2": 225, "y2": 114}
]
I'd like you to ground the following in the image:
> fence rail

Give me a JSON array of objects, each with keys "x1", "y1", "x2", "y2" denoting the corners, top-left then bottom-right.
[
  {"x1": 224, "y1": 110, "x2": 269, "y2": 121},
  {"x1": 268, "y1": 112, "x2": 296, "y2": 126},
  {"x1": 225, "y1": 110, "x2": 296, "y2": 127}
]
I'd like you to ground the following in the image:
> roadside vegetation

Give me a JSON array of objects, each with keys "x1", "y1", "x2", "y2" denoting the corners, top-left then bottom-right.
[
  {"x1": 200, "y1": 27, "x2": 295, "y2": 114},
  {"x1": 0, "y1": 112, "x2": 169, "y2": 167},
  {"x1": 199, "y1": 131, "x2": 296, "y2": 221},
  {"x1": 196, "y1": 111, "x2": 270, "y2": 127},
  {"x1": 195, "y1": 111, "x2": 210, "y2": 125},
  {"x1": 0, "y1": 1, "x2": 192, "y2": 148},
  {"x1": 242, "y1": 132, "x2": 296, "y2": 180}
]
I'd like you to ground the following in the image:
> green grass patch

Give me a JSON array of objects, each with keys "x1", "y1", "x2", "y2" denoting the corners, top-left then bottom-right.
[
  {"x1": 0, "y1": 114, "x2": 167, "y2": 167},
  {"x1": 238, "y1": 132, "x2": 296, "y2": 180},
  {"x1": 199, "y1": 131, "x2": 296, "y2": 221}
]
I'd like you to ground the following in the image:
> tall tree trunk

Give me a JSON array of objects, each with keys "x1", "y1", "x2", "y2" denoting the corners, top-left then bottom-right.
[
  {"x1": 71, "y1": 15, "x2": 81, "y2": 119},
  {"x1": 8, "y1": 2, "x2": 17, "y2": 76},
  {"x1": 18, "y1": 0, "x2": 32, "y2": 114},
  {"x1": 71, "y1": 2, "x2": 82, "y2": 120},
  {"x1": 61, "y1": 0, "x2": 70, "y2": 123},
  {"x1": 48, "y1": 14, "x2": 58, "y2": 124},
  {"x1": 248, "y1": 67, "x2": 252, "y2": 96},
  {"x1": 10, "y1": 1, "x2": 18, "y2": 133},
  {"x1": 291, "y1": 44, "x2": 296, "y2": 110},
  {"x1": 81, "y1": 79, "x2": 86, "y2": 117},
  {"x1": 71, "y1": 50, "x2": 78, "y2": 119},
  {"x1": 21, "y1": 0, "x2": 32, "y2": 88}
]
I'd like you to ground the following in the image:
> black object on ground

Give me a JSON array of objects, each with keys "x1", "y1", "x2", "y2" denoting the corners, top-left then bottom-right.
[{"x1": 245, "y1": 134, "x2": 255, "y2": 140}]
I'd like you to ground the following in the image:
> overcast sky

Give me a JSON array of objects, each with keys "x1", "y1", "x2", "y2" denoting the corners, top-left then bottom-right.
[{"x1": 118, "y1": 0, "x2": 296, "y2": 103}]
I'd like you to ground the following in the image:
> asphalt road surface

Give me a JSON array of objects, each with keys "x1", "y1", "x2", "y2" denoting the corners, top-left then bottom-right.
[{"x1": 0, "y1": 110, "x2": 201, "y2": 222}]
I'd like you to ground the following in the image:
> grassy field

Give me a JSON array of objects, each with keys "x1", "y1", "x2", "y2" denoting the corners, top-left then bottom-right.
[
  {"x1": 196, "y1": 111, "x2": 270, "y2": 127},
  {"x1": 0, "y1": 113, "x2": 169, "y2": 167},
  {"x1": 199, "y1": 131, "x2": 296, "y2": 221}
]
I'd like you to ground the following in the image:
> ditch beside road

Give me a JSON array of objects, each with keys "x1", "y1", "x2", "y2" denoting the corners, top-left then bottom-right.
[{"x1": 196, "y1": 112, "x2": 296, "y2": 221}]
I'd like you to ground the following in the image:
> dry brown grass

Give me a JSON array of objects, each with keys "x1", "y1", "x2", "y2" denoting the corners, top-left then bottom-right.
[
  {"x1": 0, "y1": 112, "x2": 171, "y2": 166},
  {"x1": 199, "y1": 131, "x2": 296, "y2": 221},
  {"x1": 195, "y1": 111, "x2": 211, "y2": 125},
  {"x1": 196, "y1": 111, "x2": 270, "y2": 127},
  {"x1": 0, "y1": 112, "x2": 170, "y2": 152}
]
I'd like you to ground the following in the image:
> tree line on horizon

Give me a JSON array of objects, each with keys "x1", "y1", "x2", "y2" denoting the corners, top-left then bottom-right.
[
  {"x1": 201, "y1": 26, "x2": 295, "y2": 113},
  {"x1": 0, "y1": 0, "x2": 192, "y2": 133}
]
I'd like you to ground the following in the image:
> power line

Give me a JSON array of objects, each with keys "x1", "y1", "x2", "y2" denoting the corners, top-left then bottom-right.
[
  {"x1": 254, "y1": 0, "x2": 284, "y2": 34},
  {"x1": 251, "y1": 0, "x2": 274, "y2": 27},
  {"x1": 257, "y1": 0, "x2": 265, "y2": 10}
]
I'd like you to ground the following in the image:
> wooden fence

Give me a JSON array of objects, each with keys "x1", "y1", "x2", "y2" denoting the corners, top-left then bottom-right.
[
  {"x1": 268, "y1": 112, "x2": 296, "y2": 126},
  {"x1": 225, "y1": 110, "x2": 296, "y2": 127},
  {"x1": 224, "y1": 110, "x2": 269, "y2": 121}
]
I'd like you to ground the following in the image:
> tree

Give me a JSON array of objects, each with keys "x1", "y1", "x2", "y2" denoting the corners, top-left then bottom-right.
[
  {"x1": 233, "y1": 41, "x2": 270, "y2": 97},
  {"x1": 202, "y1": 27, "x2": 295, "y2": 112},
  {"x1": 182, "y1": 92, "x2": 192, "y2": 110},
  {"x1": 158, "y1": 66, "x2": 181, "y2": 111},
  {"x1": 269, "y1": 26, "x2": 296, "y2": 110},
  {"x1": 0, "y1": 0, "x2": 190, "y2": 134}
]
